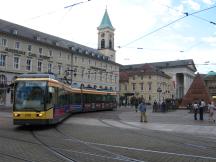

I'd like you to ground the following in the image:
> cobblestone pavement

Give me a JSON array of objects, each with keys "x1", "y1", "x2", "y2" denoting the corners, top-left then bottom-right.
[{"x1": 0, "y1": 106, "x2": 216, "y2": 162}]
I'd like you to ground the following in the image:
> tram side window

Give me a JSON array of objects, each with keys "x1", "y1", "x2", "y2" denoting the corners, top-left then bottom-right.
[
  {"x1": 58, "y1": 89, "x2": 69, "y2": 106},
  {"x1": 95, "y1": 95, "x2": 102, "y2": 103},
  {"x1": 74, "y1": 93, "x2": 81, "y2": 104}
]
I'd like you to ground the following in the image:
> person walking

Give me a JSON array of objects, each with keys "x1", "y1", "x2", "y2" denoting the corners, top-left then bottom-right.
[
  {"x1": 134, "y1": 99, "x2": 139, "y2": 112},
  {"x1": 139, "y1": 100, "x2": 147, "y2": 122},
  {"x1": 193, "y1": 102, "x2": 199, "y2": 120},
  {"x1": 208, "y1": 102, "x2": 215, "y2": 123},
  {"x1": 199, "y1": 99, "x2": 205, "y2": 120}
]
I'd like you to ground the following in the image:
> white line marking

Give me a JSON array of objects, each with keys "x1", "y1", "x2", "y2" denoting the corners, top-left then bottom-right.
[{"x1": 85, "y1": 141, "x2": 216, "y2": 160}]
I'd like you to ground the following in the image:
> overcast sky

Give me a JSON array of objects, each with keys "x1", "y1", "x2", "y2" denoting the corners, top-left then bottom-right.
[{"x1": 0, "y1": 0, "x2": 216, "y2": 74}]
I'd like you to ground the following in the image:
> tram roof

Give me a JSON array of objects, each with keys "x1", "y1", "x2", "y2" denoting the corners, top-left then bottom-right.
[{"x1": 17, "y1": 73, "x2": 56, "y2": 80}]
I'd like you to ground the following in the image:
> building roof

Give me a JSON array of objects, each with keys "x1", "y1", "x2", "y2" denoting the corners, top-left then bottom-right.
[
  {"x1": 120, "y1": 63, "x2": 171, "y2": 82},
  {"x1": 207, "y1": 71, "x2": 216, "y2": 76},
  {"x1": 98, "y1": 9, "x2": 114, "y2": 30},
  {"x1": 0, "y1": 18, "x2": 119, "y2": 66},
  {"x1": 121, "y1": 59, "x2": 197, "y2": 72}
]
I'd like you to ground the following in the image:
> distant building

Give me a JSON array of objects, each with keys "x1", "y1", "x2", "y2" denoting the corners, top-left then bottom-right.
[
  {"x1": 0, "y1": 9, "x2": 120, "y2": 107},
  {"x1": 119, "y1": 64, "x2": 174, "y2": 105},
  {"x1": 121, "y1": 59, "x2": 197, "y2": 100},
  {"x1": 204, "y1": 71, "x2": 216, "y2": 98}
]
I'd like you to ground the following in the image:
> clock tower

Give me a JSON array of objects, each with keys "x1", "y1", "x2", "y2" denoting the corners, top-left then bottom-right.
[{"x1": 97, "y1": 9, "x2": 116, "y2": 62}]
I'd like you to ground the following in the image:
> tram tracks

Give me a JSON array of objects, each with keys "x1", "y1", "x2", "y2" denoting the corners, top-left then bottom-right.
[
  {"x1": 54, "y1": 126, "x2": 146, "y2": 162},
  {"x1": 0, "y1": 151, "x2": 37, "y2": 162},
  {"x1": 31, "y1": 130, "x2": 77, "y2": 162}
]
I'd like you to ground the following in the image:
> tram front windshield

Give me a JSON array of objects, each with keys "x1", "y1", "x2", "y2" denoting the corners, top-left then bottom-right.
[{"x1": 14, "y1": 81, "x2": 47, "y2": 112}]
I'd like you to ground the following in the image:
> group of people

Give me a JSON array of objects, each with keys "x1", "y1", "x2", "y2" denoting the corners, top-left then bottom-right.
[{"x1": 193, "y1": 99, "x2": 216, "y2": 123}]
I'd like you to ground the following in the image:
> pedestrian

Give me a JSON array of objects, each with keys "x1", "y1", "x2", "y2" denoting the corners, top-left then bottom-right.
[
  {"x1": 153, "y1": 100, "x2": 157, "y2": 112},
  {"x1": 134, "y1": 99, "x2": 139, "y2": 112},
  {"x1": 193, "y1": 101, "x2": 199, "y2": 120},
  {"x1": 208, "y1": 102, "x2": 215, "y2": 123},
  {"x1": 199, "y1": 99, "x2": 205, "y2": 120},
  {"x1": 139, "y1": 100, "x2": 147, "y2": 122},
  {"x1": 161, "y1": 101, "x2": 166, "y2": 112}
]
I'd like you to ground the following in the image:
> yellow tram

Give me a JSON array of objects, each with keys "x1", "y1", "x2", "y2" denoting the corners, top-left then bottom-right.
[{"x1": 12, "y1": 73, "x2": 117, "y2": 125}]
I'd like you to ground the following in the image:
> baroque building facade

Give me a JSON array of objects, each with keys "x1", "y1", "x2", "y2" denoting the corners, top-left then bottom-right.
[{"x1": 0, "y1": 9, "x2": 119, "y2": 107}]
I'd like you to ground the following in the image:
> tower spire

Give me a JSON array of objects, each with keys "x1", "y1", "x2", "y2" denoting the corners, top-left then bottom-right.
[{"x1": 97, "y1": 9, "x2": 116, "y2": 62}]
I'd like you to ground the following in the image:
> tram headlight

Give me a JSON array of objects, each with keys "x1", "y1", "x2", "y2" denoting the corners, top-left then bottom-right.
[
  {"x1": 14, "y1": 113, "x2": 20, "y2": 117},
  {"x1": 36, "y1": 113, "x2": 43, "y2": 117}
]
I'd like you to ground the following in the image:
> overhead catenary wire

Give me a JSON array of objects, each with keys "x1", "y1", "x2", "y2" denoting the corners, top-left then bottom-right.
[
  {"x1": 119, "y1": 4, "x2": 216, "y2": 48},
  {"x1": 153, "y1": 0, "x2": 216, "y2": 25}
]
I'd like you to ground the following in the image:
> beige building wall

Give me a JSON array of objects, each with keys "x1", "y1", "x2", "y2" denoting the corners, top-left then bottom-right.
[
  {"x1": 120, "y1": 74, "x2": 174, "y2": 104},
  {"x1": 0, "y1": 33, "x2": 119, "y2": 106}
]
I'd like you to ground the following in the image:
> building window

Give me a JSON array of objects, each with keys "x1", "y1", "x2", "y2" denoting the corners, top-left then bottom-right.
[
  {"x1": 49, "y1": 50, "x2": 52, "y2": 56},
  {"x1": 38, "y1": 61, "x2": 42, "y2": 72},
  {"x1": 124, "y1": 84, "x2": 127, "y2": 91},
  {"x1": 115, "y1": 76, "x2": 117, "y2": 83},
  {"x1": 2, "y1": 39, "x2": 7, "y2": 47},
  {"x1": 0, "y1": 54, "x2": 6, "y2": 67},
  {"x1": 58, "y1": 65, "x2": 62, "y2": 75},
  {"x1": 140, "y1": 83, "x2": 144, "y2": 91},
  {"x1": 148, "y1": 82, "x2": 152, "y2": 91},
  {"x1": 101, "y1": 39, "x2": 105, "y2": 48},
  {"x1": 88, "y1": 70, "x2": 90, "y2": 79},
  {"x1": 28, "y1": 45, "x2": 32, "y2": 52},
  {"x1": 48, "y1": 63, "x2": 52, "y2": 73},
  {"x1": 94, "y1": 70, "x2": 97, "y2": 80},
  {"x1": 81, "y1": 69, "x2": 84, "y2": 79},
  {"x1": 15, "y1": 42, "x2": 20, "y2": 49},
  {"x1": 0, "y1": 75, "x2": 7, "y2": 86},
  {"x1": 39, "y1": 48, "x2": 43, "y2": 54},
  {"x1": 26, "y1": 59, "x2": 31, "y2": 71},
  {"x1": 100, "y1": 73, "x2": 102, "y2": 81},
  {"x1": 109, "y1": 40, "x2": 112, "y2": 49},
  {"x1": 132, "y1": 83, "x2": 136, "y2": 91},
  {"x1": 14, "y1": 57, "x2": 20, "y2": 69}
]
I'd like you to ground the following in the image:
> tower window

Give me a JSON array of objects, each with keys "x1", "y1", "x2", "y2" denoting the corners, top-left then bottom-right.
[
  {"x1": 109, "y1": 40, "x2": 112, "y2": 49},
  {"x1": 101, "y1": 39, "x2": 105, "y2": 48}
]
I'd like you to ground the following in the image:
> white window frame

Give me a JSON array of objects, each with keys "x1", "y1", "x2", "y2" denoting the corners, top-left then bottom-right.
[
  {"x1": 13, "y1": 57, "x2": 20, "y2": 69},
  {"x1": 0, "y1": 54, "x2": 6, "y2": 67},
  {"x1": 26, "y1": 59, "x2": 31, "y2": 71},
  {"x1": 1, "y1": 38, "x2": 7, "y2": 47},
  {"x1": 48, "y1": 63, "x2": 52, "y2": 73},
  {"x1": 28, "y1": 44, "x2": 32, "y2": 52},
  {"x1": 38, "y1": 61, "x2": 42, "y2": 72}
]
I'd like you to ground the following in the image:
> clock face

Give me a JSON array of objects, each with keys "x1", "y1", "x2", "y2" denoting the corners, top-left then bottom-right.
[{"x1": 101, "y1": 33, "x2": 105, "y2": 37}]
